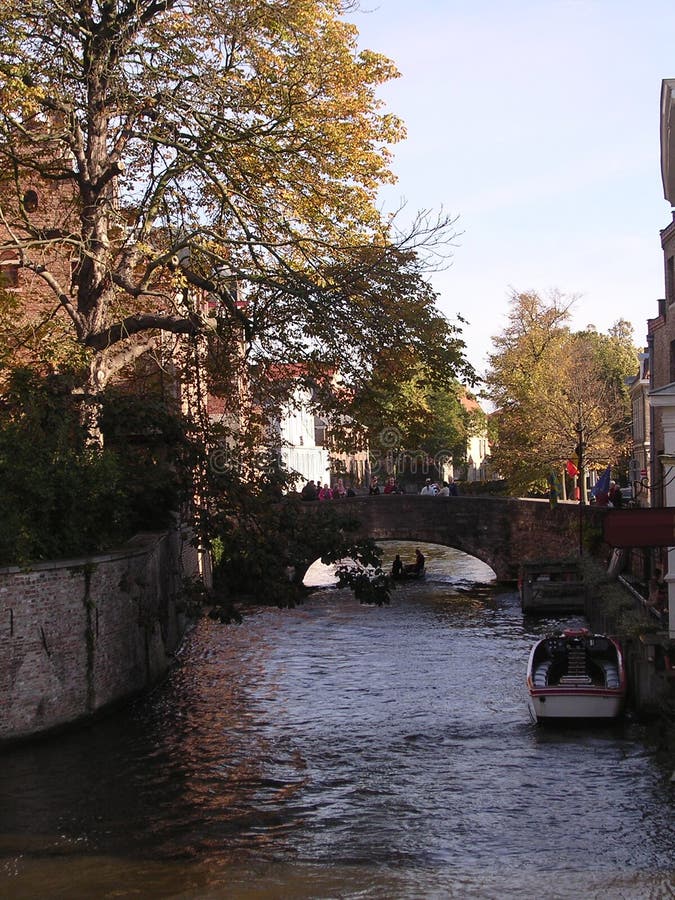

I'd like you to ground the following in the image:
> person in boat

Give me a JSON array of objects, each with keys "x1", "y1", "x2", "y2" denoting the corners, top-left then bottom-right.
[
  {"x1": 391, "y1": 554, "x2": 404, "y2": 578},
  {"x1": 413, "y1": 549, "x2": 425, "y2": 573},
  {"x1": 404, "y1": 549, "x2": 425, "y2": 575}
]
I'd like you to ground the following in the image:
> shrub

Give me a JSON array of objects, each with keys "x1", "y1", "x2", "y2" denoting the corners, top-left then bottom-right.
[{"x1": 0, "y1": 369, "x2": 185, "y2": 565}]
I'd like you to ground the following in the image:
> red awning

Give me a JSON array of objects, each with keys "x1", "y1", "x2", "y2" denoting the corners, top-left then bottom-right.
[{"x1": 603, "y1": 508, "x2": 675, "y2": 547}]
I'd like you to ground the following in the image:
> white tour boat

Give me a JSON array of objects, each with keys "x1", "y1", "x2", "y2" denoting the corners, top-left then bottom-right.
[{"x1": 526, "y1": 628, "x2": 626, "y2": 722}]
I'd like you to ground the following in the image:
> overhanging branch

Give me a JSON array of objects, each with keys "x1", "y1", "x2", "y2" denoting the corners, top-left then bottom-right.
[{"x1": 85, "y1": 311, "x2": 216, "y2": 351}]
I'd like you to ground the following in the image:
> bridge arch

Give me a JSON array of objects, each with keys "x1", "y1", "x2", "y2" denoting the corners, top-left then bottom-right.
[{"x1": 303, "y1": 538, "x2": 496, "y2": 587}]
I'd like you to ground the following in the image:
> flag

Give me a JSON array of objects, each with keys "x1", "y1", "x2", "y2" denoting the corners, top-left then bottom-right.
[
  {"x1": 566, "y1": 459, "x2": 579, "y2": 477},
  {"x1": 548, "y1": 471, "x2": 562, "y2": 508},
  {"x1": 591, "y1": 465, "x2": 611, "y2": 499}
]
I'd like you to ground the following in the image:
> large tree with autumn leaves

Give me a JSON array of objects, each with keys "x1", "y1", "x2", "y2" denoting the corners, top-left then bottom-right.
[
  {"x1": 484, "y1": 290, "x2": 635, "y2": 497},
  {"x1": 0, "y1": 0, "x2": 469, "y2": 409}
]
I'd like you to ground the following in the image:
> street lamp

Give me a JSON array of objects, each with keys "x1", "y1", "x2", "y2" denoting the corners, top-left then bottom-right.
[{"x1": 575, "y1": 416, "x2": 587, "y2": 557}]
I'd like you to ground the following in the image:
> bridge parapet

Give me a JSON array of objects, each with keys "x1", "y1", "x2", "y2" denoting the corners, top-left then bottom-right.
[{"x1": 298, "y1": 495, "x2": 608, "y2": 581}]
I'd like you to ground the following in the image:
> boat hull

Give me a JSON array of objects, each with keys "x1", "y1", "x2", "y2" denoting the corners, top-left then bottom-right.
[
  {"x1": 392, "y1": 567, "x2": 426, "y2": 581},
  {"x1": 528, "y1": 688, "x2": 624, "y2": 722}
]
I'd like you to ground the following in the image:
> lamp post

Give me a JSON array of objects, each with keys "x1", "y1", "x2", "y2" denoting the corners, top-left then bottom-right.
[{"x1": 575, "y1": 415, "x2": 587, "y2": 556}]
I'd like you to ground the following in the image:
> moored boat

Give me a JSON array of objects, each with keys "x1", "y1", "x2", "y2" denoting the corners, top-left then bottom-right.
[
  {"x1": 519, "y1": 561, "x2": 586, "y2": 613},
  {"x1": 526, "y1": 628, "x2": 626, "y2": 722},
  {"x1": 392, "y1": 549, "x2": 426, "y2": 581},
  {"x1": 392, "y1": 567, "x2": 426, "y2": 581}
]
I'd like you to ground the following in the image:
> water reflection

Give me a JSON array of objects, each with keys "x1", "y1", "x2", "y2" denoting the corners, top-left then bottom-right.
[{"x1": 1, "y1": 544, "x2": 674, "y2": 899}]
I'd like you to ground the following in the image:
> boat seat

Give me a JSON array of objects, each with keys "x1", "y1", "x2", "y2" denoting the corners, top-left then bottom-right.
[
  {"x1": 600, "y1": 661, "x2": 620, "y2": 689},
  {"x1": 533, "y1": 661, "x2": 551, "y2": 687}
]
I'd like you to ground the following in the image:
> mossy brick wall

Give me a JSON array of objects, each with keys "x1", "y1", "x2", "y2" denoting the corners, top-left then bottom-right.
[{"x1": 0, "y1": 530, "x2": 199, "y2": 745}]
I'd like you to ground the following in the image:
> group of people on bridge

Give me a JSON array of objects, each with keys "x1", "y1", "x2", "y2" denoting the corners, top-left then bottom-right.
[
  {"x1": 300, "y1": 474, "x2": 460, "y2": 500},
  {"x1": 300, "y1": 475, "x2": 404, "y2": 499},
  {"x1": 300, "y1": 478, "x2": 356, "y2": 501},
  {"x1": 300, "y1": 475, "x2": 458, "y2": 500},
  {"x1": 368, "y1": 476, "x2": 404, "y2": 495},
  {"x1": 420, "y1": 477, "x2": 458, "y2": 496},
  {"x1": 592, "y1": 480, "x2": 624, "y2": 508}
]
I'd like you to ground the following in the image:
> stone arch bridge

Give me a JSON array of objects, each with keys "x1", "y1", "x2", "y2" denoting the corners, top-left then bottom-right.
[{"x1": 298, "y1": 494, "x2": 608, "y2": 582}]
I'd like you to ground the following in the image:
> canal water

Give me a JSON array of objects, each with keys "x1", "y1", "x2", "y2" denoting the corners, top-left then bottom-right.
[{"x1": 1, "y1": 542, "x2": 674, "y2": 899}]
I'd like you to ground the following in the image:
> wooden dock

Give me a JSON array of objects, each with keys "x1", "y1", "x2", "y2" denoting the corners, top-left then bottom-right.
[{"x1": 519, "y1": 560, "x2": 586, "y2": 614}]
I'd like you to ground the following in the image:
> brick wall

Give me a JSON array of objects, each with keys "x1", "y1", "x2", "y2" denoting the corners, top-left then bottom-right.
[
  {"x1": 0, "y1": 530, "x2": 200, "y2": 745},
  {"x1": 648, "y1": 217, "x2": 675, "y2": 506}
]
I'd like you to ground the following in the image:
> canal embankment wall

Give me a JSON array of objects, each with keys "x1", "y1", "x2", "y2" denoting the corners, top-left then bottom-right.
[
  {"x1": 0, "y1": 529, "x2": 200, "y2": 745},
  {"x1": 585, "y1": 578, "x2": 675, "y2": 718}
]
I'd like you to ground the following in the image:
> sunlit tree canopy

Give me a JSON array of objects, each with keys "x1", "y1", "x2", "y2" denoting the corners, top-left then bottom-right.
[
  {"x1": 0, "y1": 0, "x2": 469, "y2": 403},
  {"x1": 485, "y1": 290, "x2": 635, "y2": 495}
]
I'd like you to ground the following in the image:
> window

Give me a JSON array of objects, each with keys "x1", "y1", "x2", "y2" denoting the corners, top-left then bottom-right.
[
  {"x1": 0, "y1": 250, "x2": 19, "y2": 288},
  {"x1": 22, "y1": 189, "x2": 39, "y2": 213}
]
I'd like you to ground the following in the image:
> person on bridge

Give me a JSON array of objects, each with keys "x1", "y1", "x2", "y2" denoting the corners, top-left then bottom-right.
[
  {"x1": 300, "y1": 480, "x2": 318, "y2": 501},
  {"x1": 420, "y1": 479, "x2": 436, "y2": 495},
  {"x1": 609, "y1": 481, "x2": 622, "y2": 507}
]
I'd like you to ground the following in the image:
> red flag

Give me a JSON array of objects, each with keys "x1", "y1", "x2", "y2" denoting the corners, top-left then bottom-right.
[{"x1": 566, "y1": 459, "x2": 579, "y2": 477}]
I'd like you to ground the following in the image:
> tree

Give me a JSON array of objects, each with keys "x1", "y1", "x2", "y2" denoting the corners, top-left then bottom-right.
[
  {"x1": 485, "y1": 290, "x2": 635, "y2": 496},
  {"x1": 0, "y1": 0, "x2": 466, "y2": 406},
  {"x1": 0, "y1": 1, "x2": 475, "y2": 600},
  {"x1": 344, "y1": 346, "x2": 474, "y2": 478},
  {"x1": 0, "y1": 367, "x2": 190, "y2": 564},
  {"x1": 205, "y1": 452, "x2": 394, "y2": 619}
]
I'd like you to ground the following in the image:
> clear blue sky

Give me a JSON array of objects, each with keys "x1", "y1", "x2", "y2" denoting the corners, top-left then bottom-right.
[{"x1": 352, "y1": 0, "x2": 675, "y2": 376}]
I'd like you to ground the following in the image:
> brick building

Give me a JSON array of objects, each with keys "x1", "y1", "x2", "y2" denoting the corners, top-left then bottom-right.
[
  {"x1": 625, "y1": 350, "x2": 651, "y2": 507},
  {"x1": 458, "y1": 393, "x2": 491, "y2": 483},
  {"x1": 642, "y1": 77, "x2": 675, "y2": 638},
  {"x1": 0, "y1": 134, "x2": 81, "y2": 369}
]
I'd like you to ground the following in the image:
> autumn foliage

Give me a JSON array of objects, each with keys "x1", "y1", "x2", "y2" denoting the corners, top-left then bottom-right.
[{"x1": 484, "y1": 290, "x2": 635, "y2": 496}]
